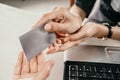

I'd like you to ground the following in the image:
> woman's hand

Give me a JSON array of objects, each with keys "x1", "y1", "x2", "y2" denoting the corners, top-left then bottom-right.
[
  {"x1": 63, "y1": 22, "x2": 108, "y2": 42},
  {"x1": 33, "y1": 8, "x2": 82, "y2": 34},
  {"x1": 13, "y1": 51, "x2": 55, "y2": 80},
  {"x1": 47, "y1": 22, "x2": 109, "y2": 54},
  {"x1": 47, "y1": 38, "x2": 86, "y2": 54}
]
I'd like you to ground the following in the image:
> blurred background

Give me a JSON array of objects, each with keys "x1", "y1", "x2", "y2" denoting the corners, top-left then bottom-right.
[{"x1": 0, "y1": 0, "x2": 68, "y2": 15}]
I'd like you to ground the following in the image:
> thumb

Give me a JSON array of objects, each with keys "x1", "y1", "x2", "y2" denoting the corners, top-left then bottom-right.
[
  {"x1": 44, "y1": 22, "x2": 67, "y2": 33},
  {"x1": 34, "y1": 60, "x2": 55, "y2": 80}
]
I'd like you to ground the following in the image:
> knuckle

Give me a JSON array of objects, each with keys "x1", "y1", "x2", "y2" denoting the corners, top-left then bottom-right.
[{"x1": 50, "y1": 24, "x2": 54, "y2": 31}]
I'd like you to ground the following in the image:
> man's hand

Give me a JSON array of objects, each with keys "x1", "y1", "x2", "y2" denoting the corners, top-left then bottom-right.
[
  {"x1": 33, "y1": 8, "x2": 82, "y2": 34},
  {"x1": 31, "y1": 8, "x2": 83, "y2": 53},
  {"x1": 13, "y1": 51, "x2": 55, "y2": 80}
]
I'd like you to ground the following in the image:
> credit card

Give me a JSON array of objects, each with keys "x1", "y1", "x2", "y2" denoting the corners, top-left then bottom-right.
[{"x1": 19, "y1": 21, "x2": 56, "y2": 61}]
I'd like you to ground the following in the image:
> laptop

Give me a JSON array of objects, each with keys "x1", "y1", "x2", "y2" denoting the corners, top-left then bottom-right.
[{"x1": 63, "y1": 42, "x2": 120, "y2": 80}]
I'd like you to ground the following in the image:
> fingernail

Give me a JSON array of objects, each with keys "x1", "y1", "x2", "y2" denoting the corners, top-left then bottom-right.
[{"x1": 44, "y1": 24, "x2": 51, "y2": 31}]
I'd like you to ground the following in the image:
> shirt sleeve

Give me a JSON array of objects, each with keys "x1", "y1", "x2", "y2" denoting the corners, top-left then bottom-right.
[{"x1": 76, "y1": 0, "x2": 96, "y2": 17}]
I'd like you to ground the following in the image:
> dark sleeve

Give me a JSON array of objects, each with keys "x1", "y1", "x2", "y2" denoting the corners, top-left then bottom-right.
[{"x1": 76, "y1": 0, "x2": 96, "y2": 17}]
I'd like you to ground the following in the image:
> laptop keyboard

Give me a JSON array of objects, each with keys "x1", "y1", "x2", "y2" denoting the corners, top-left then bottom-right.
[{"x1": 63, "y1": 61, "x2": 120, "y2": 80}]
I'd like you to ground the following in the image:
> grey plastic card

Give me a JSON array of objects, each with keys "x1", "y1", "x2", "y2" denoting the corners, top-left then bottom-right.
[{"x1": 19, "y1": 21, "x2": 56, "y2": 61}]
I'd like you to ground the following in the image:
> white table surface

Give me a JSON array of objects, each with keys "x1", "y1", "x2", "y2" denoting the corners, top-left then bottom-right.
[{"x1": 0, "y1": 3, "x2": 64, "y2": 80}]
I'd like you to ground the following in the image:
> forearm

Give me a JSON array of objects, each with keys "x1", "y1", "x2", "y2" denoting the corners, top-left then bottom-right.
[
  {"x1": 84, "y1": 22, "x2": 120, "y2": 41},
  {"x1": 96, "y1": 25, "x2": 120, "y2": 40},
  {"x1": 112, "y1": 26, "x2": 120, "y2": 40},
  {"x1": 69, "y1": 4, "x2": 86, "y2": 21}
]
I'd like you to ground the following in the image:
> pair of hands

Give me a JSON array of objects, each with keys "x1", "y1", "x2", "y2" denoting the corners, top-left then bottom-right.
[
  {"x1": 13, "y1": 51, "x2": 55, "y2": 80},
  {"x1": 13, "y1": 7, "x2": 108, "y2": 80},
  {"x1": 37, "y1": 8, "x2": 108, "y2": 54},
  {"x1": 13, "y1": 8, "x2": 81, "y2": 80}
]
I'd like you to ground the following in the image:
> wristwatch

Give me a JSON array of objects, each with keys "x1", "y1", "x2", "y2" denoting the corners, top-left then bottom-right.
[{"x1": 103, "y1": 23, "x2": 113, "y2": 38}]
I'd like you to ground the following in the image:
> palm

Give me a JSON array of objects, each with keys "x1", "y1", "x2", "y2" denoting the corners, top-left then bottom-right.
[{"x1": 13, "y1": 51, "x2": 46, "y2": 80}]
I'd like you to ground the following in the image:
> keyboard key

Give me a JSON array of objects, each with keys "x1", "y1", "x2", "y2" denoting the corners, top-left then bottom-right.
[
  {"x1": 113, "y1": 74, "x2": 120, "y2": 79},
  {"x1": 105, "y1": 67, "x2": 112, "y2": 73},
  {"x1": 112, "y1": 67, "x2": 120, "y2": 74},
  {"x1": 91, "y1": 66, "x2": 96, "y2": 72},
  {"x1": 105, "y1": 73, "x2": 114, "y2": 79},
  {"x1": 69, "y1": 77, "x2": 77, "y2": 80},
  {"x1": 69, "y1": 65, "x2": 78, "y2": 71},
  {"x1": 77, "y1": 78, "x2": 91, "y2": 80},
  {"x1": 86, "y1": 72, "x2": 98, "y2": 78},
  {"x1": 78, "y1": 72, "x2": 84, "y2": 77},
  {"x1": 78, "y1": 65, "x2": 84, "y2": 72},
  {"x1": 97, "y1": 73, "x2": 105, "y2": 79},
  {"x1": 84, "y1": 66, "x2": 91, "y2": 72},
  {"x1": 96, "y1": 67, "x2": 105, "y2": 73},
  {"x1": 69, "y1": 71, "x2": 77, "y2": 77}
]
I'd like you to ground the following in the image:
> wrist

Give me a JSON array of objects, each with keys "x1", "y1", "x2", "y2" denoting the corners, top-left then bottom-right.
[
  {"x1": 86, "y1": 22, "x2": 109, "y2": 38},
  {"x1": 95, "y1": 23, "x2": 114, "y2": 39}
]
